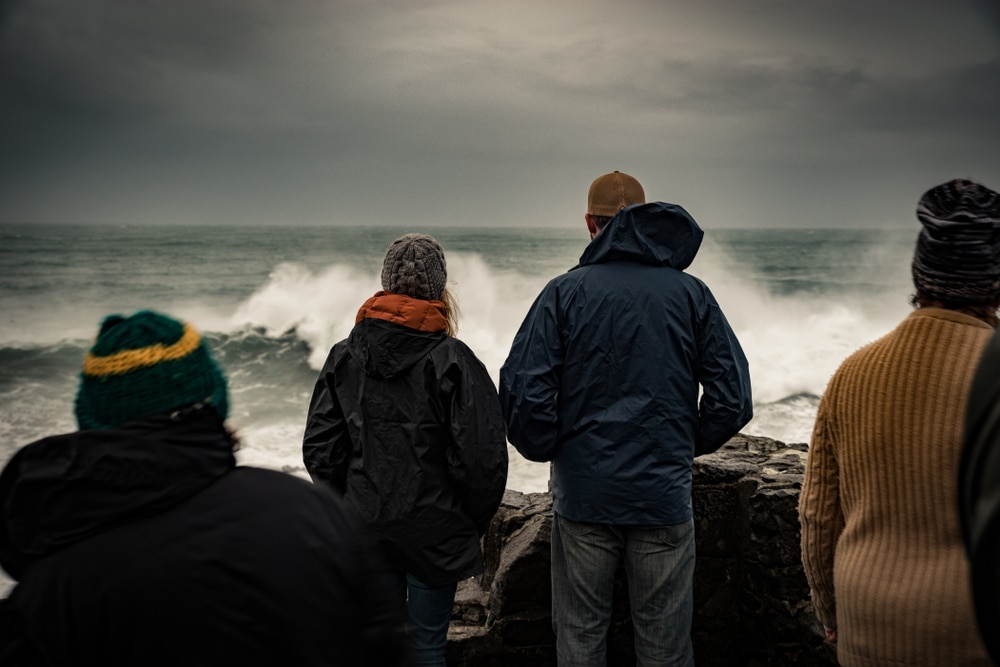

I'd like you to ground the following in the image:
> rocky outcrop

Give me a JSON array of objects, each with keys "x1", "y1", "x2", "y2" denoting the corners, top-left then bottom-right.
[{"x1": 446, "y1": 434, "x2": 837, "y2": 667}]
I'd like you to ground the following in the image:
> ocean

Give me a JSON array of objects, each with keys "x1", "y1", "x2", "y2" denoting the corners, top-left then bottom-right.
[{"x1": 0, "y1": 221, "x2": 918, "y2": 595}]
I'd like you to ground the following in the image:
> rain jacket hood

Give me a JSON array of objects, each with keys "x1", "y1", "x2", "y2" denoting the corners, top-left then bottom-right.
[
  {"x1": 580, "y1": 201, "x2": 704, "y2": 270},
  {"x1": 350, "y1": 292, "x2": 448, "y2": 380},
  {"x1": 0, "y1": 406, "x2": 234, "y2": 580}
]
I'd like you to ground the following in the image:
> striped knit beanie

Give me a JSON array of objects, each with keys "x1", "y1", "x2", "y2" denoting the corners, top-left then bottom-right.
[
  {"x1": 74, "y1": 310, "x2": 229, "y2": 430},
  {"x1": 381, "y1": 233, "x2": 447, "y2": 300},
  {"x1": 912, "y1": 178, "x2": 1000, "y2": 305}
]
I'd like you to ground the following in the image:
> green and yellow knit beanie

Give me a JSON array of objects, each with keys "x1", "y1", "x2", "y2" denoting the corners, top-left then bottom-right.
[{"x1": 74, "y1": 310, "x2": 229, "y2": 430}]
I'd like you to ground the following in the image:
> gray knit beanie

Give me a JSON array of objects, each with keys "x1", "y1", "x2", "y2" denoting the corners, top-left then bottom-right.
[
  {"x1": 912, "y1": 179, "x2": 1000, "y2": 305},
  {"x1": 381, "y1": 233, "x2": 447, "y2": 300}
]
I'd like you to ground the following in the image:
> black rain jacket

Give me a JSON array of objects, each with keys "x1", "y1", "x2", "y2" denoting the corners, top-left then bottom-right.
[
  {"x1": 0, "y1": 405, "x2": 408, "y2": 666},
  {"x1": 302, "y1": 294, "x2": 508, "y2": 587},
  {"x1": 960, "y1": 326, "x2": 1000, "y2": 665}
]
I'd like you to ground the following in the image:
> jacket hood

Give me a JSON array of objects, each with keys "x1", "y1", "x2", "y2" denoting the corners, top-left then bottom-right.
[
  {"x1": 350, "y1": 293, "x2": 448, "y2": 380},
  {"x1": 0, "y1": 405, "x2": 235, "y2": 580},
  {"x1": 579, "y1": 201, "x2": 704, "y2": 270},
  {"x1": 355, "y1": 291, "x2": 448, "y2": 332}
]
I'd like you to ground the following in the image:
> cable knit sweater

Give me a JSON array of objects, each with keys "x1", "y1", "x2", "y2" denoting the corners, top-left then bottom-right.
[{"x1": 800, "y1": 307, "x2": 993, "y2": 666}]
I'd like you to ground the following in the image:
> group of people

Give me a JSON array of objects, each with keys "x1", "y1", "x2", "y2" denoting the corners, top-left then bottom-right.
[{"x1": 0, "y1": 171, "x2": 996, "y2": 667}]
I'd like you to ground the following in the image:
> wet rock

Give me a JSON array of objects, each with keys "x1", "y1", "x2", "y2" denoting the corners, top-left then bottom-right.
[{"x1": 446, "y1": 434, "x2": 837, "y2": 667}]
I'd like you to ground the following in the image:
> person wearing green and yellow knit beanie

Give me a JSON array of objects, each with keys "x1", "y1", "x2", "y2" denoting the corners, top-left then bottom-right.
[
  {"x1": 74, "y1": 310, "x2": 229, "y2": 429},
  {"x1": 0, "y1": 310, "x2": 409, "y2": 667}
]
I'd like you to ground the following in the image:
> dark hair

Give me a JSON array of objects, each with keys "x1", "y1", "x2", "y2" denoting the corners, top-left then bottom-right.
[
  {"x1": 590, "y1": 214, "x2": 614, "y2": 232},
  {"x1": 910, "y1": 291, "x2": 1000, "y2": 327}
]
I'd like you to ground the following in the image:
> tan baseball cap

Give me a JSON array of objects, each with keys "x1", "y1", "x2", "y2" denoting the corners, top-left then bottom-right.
[{"x1": 587, "y1": 171, "x2": 645, "y2": 217}]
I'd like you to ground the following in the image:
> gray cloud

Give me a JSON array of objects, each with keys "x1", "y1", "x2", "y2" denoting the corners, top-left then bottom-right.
[
  {"x1": 1, "y1": 0, "x2": 998, "y2": 228},
  {"x1": 973, "y1": 0, "x2": 1000, "y2": 41}
]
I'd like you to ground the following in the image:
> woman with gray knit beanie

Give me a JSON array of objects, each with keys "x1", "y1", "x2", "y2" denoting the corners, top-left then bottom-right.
[
  {"x1": 303, "y1": 233, "x2": 509, "y2": 666},
  {"x1": 800, "y1": 178, "x2": 1000, "y2": 666}
]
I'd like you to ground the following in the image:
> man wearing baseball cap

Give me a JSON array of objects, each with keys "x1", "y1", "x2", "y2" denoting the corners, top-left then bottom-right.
[{"x1": 500, "y1": 171, "x2": 752, "y2": 666}]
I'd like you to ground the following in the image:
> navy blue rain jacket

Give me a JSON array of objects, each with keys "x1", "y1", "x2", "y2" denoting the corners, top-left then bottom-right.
[{"x1": 499, "y1": 202, "x2": 753, "y2": 525}]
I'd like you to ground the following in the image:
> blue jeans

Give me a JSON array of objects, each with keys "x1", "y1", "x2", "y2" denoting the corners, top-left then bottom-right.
[
  {"x1": 389, "y1": 571, "x2": 457, "y2": 667},
  {"x1": 550, "y1": 513, "x2": 696, "y2": 667}
]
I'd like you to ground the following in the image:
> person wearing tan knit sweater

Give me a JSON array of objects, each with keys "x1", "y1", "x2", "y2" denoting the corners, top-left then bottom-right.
[{"x1": 800, "y1": 178, "x2": 1000, "y2": 667}]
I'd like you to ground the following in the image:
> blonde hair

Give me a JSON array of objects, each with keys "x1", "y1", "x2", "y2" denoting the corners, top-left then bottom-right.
[{"x1": 440, "y1": 287, "x2": 460, "y2": 337}]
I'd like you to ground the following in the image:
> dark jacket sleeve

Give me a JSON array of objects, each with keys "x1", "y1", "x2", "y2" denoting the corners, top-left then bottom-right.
[
  {"x1": 960, "y1": 328, "x2": 1000, "y2": 666},
  {"x1": 694, "y1": 290, "x2": 753, "y2": 456},
  {"x1": 308, "y1": 484, "x2": 411, "y2": 667},
  {"x1": 443, "y1": 347, "x2": 509, "y2": 536},
  {"x1": 0, "y1": 598, "x2": 47, "y2": 667},
  {"x1": 302, "y1": 349, "x2": 351, "y2": 493},
  {"x1": 498, "y1": 285, "x2": 564, "y2": 462}
]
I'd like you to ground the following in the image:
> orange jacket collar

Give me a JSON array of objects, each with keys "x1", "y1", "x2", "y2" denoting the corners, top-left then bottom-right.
[{"x1": 355, "y1": 291, "x2": 448, "y2": 333}]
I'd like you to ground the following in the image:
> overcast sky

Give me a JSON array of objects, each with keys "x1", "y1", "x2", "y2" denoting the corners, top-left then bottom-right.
[{"x1": 1, "y1": 0, "x2": 998, "y2": 229}]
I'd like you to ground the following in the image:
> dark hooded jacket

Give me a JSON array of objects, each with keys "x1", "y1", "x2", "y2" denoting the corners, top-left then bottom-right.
[
  {"x1": 960, "y1": 326, "x2": 1000, "y2": 665},
  {"x1": 499, "y1": 202, "x2": 753, "y2": 525},
  {"x1": 0, "y1": 405, "x2": 408, "y2": 667},
  {"x1": 302, "y1": 292, "x2": 508, "y2": 587}
]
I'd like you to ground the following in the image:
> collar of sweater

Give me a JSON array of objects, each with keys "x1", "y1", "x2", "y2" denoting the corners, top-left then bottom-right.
[
  {"x1": 355, "y1": 291, "x2": 448, "y2": 333},
  {"x1": 910, "y1": 306, "x2": 997, "y2": 331}
]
